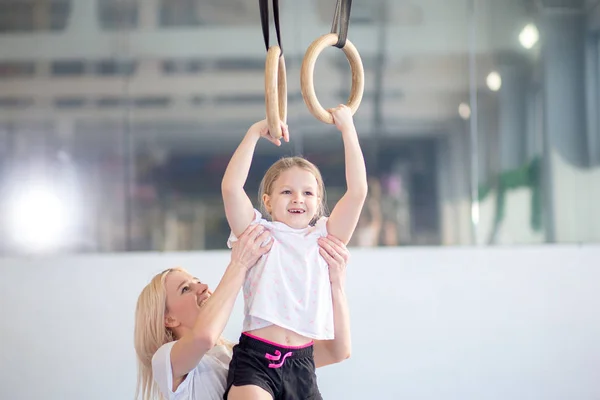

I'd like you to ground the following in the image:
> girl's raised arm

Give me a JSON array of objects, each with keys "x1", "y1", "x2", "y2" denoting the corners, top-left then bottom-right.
[{"x1": 221, "y1": 119, "x2": 289, "y2": 236}]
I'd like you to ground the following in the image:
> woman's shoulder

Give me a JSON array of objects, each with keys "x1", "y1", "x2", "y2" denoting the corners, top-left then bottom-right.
[
  {"x1": 152, "y1": 341, "x2": 175, "y2": 367},
  {"x1": 152, "y1": 341, "x2": 232, "y2": 372},
  {"x1": 152, "y1": 341, "x2": 232, "y2": 398}
]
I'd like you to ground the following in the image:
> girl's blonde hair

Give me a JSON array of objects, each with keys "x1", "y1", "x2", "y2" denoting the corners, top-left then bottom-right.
[
  {"x1": 258, "y1": 156, "x2": 327, "y2": 224},
  {"x1": 134, "y1": 267, "x2": 233, "y2": 400}
]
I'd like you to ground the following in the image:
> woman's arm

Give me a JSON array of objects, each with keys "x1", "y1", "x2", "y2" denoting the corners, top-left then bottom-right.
[
  {"x1": 221, "y1": 119, "x2": 289, "y2": 237},
  {"x1": 313, "y1": 235, "x2": 352, "y2": 368},
  {"x1": 326, "y1": 105, "x2": 368, "y2": 244},
  {"x1": 169, "y1": 224, "x2": 272, "y2": 379}
]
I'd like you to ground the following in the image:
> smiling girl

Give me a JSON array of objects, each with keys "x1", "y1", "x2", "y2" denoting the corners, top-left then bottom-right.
[{"x1": 221, "y1": 104, "x2": 367, "y2": 400}]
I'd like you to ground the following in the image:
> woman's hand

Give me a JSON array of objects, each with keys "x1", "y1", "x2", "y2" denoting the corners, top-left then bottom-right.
[
  {"x1": 318, "y1": 234, "x2": 350, "y2": 287},
  {"x1": 314, "y1": 234, "x2": 352, "y2": 368},
  {"x1": 230, "y1": 224, "x2": 273, "y2": 270},
  {"x1": 248, "y1": 119, "x2": 290, "y2": 146}
]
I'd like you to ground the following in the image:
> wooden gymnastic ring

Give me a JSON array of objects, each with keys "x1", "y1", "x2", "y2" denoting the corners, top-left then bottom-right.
[
  {"x1": 265, "y1": 45, "x2": 287, "y2": 139},
  {"x1": 301, "y1": 33, "x2": 364, "y2": 124}
]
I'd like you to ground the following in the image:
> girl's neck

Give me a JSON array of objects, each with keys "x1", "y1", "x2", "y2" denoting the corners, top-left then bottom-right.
[{"x1": 271, "y1": 218, "x2": 310, "y2": 230}]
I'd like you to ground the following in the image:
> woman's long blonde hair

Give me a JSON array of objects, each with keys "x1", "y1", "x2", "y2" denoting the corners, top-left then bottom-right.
[
  {"x1": 134, "y1": 267, "x2": 234, "y2": 400},
  {"x1": 134, "y1": 268, "x2": 175, "y2": 400}
]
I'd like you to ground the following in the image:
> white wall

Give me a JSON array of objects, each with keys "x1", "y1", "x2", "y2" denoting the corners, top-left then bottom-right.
[{"x1": 1, "y1": 246, "x2": 600, "y2": 400}]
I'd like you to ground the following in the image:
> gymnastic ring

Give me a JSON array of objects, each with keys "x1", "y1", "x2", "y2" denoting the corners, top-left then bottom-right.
[
  {"x1": 301, "y1": 33, "x2": 364, "y2": 124},
  {"x1": 265, "y1": 45, "x2": 287, "y2": 139}
]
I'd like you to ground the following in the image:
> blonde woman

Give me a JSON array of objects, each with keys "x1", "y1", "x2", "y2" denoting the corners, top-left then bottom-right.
[{"x1": 134, "y1": 223, "x2": 352, "y2": 400}]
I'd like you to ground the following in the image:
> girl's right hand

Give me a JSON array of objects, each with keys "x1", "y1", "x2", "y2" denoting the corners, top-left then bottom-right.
[
  {"x1": 230, "y1": 223, "x2": 273, "y2": 270},
  {"x1": 248, "y1": 119, "x2": 290, "y2": 146}
]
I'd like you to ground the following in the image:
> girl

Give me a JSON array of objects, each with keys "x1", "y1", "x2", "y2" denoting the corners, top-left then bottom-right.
[{"x1": 221, "y1": 104, "x2": 367, "y2": 400}]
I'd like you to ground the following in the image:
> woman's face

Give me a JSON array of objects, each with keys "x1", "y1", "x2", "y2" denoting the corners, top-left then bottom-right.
[{"x1": 164, "y1": 270, "x2": 211, "y2": 335}]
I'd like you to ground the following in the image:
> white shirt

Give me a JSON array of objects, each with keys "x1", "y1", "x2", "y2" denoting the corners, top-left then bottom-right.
[
  {"x1": 227, "y1": 209, "x2": 334, "y2": 340},
  {"x1": 152, "y1": 341, "x2": 232, "y2": 400}
]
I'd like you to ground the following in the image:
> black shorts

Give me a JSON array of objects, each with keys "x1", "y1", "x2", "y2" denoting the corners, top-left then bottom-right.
[{"x1": 224, "y1": 333, "x2": 323, "y2": 400}]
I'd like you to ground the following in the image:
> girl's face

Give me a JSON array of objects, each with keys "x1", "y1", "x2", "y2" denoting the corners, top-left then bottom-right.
[{"x1": 263, "y1": 166, "x2": 320, "y2": 229}]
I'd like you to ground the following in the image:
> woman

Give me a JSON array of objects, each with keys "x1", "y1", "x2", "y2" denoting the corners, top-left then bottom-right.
[{"x1": 134, "y1": 223, "x2": 352, "y2": 400}]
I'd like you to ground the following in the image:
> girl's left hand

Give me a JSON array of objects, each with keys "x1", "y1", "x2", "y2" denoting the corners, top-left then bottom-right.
[
  {"x1": 318, "y1": 235, "x2": 350, "y2": 286},
  {"x1": 328, "y1": 104, "x2": 355, "y2": 132}
]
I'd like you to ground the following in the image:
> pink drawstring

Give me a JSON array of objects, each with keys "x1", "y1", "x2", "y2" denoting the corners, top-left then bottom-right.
[{"x1": 265, "y1": 350, "x2": 293, "y2": 368}]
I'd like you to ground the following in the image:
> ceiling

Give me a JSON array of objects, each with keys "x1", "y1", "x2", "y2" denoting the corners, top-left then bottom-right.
[{"x1": 0, "y1": 0, "x2": 537, "y2": 153}]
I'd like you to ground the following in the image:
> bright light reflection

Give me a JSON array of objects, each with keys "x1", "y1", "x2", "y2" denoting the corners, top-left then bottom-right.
[
  {"x1": 519, "y1": 23, "x2": 539, "y2": 49},
  {"x1": 6, "y1": 182, "x2": 72, "y2": 251},
  {"x1": 486, "y1": 71, "x2": 502, "y2": 92}
]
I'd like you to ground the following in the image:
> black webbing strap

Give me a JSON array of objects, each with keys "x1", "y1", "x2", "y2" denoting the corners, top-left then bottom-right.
[
  {"x1": 330, "y1": 0, "x2": 353, "y2": 48},
  {"x1": 259, "y1": 0, "x2": 283, "y2": 55}
]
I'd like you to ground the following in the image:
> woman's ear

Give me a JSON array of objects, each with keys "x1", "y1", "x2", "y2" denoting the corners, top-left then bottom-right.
[{"x1": 164, "y1": 314, "x2": 180, "y2": 329}]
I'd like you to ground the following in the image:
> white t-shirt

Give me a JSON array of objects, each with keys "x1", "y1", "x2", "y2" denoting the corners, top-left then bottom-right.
[
  {"x1": 152, "y1": 341, "x2": 232, "y2": 400},
  {"x1": 227, "y1": 209, "x2": 334, "y2": 340}
]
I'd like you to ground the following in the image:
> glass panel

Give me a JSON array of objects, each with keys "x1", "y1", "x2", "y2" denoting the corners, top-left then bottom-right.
[{"x1": 0, "y1": 0, "x2": 599, "y2": 254}]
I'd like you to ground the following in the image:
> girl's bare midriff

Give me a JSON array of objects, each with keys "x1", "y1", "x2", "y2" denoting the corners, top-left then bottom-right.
[{"x1": 248, "y1": 324, "x2": 313, "y2": 347}]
